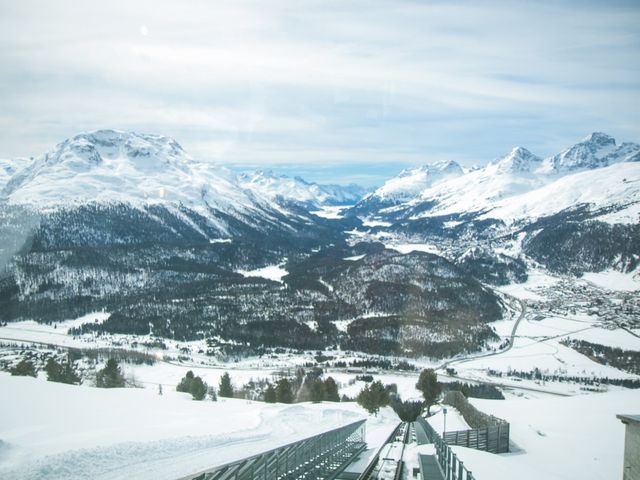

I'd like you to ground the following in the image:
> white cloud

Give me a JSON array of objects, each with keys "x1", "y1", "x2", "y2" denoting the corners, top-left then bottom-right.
[{"x1": 0, "y1": 0, "x2": 639, "y2": 184}]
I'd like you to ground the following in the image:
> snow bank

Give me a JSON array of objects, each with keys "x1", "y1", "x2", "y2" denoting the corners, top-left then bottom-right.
[{"x1": 0, "y1": 373, "x2": 396, "y2": 480}]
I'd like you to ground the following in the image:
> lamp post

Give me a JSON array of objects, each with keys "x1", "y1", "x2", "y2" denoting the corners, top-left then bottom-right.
[{"x1": 443, "y1": 407, "x2": 448, "y2": 438}]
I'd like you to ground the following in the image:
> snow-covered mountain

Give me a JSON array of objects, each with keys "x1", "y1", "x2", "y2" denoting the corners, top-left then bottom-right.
[
  {"x1": 0, "y1": 130, "x2": 345, "y2": 249},
  {"x1": 368, "y1": 160, "x2": 463, "y2": 204},
  {"x1": 238, "y1": 170, "x2": 367, "y2": 207},
  {"x1": 0, "y1": 157, "x2": 30, "y2": 190},
  {"x1": 2, "y1": 130, "x2": 274, "y2": 215},
  {"x1": 536, "y1": 132, "x2": 637, "y2": 175},
  {"x1": 351, "y1": 160, "x2": 464, "y2": 215},
  {"x1": 349, "y1": 132, "x2": 640, "y2": 275},
  {"x1": 353, "y1": 132, "x2": 640, "y2": 222}
]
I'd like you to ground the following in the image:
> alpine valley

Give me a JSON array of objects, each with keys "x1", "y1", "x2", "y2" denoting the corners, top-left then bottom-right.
[{"x1": 0, "y1": 130, "x2": 639, "y2": 358}]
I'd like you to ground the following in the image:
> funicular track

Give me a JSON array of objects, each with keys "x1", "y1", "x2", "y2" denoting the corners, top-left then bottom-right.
[{"x1": 358, "y1": 421, "x2": 410, "y2": 480}]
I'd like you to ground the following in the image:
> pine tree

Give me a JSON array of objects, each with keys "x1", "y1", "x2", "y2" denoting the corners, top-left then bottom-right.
[
  {"x1": 177, "y1": 371, "x2": 195, "y2": 393},
  {"x1": 10, "y1": 359, "x2": 37, "y2": 377},
  {"x1": 96, "y1": 358, "x2": 125, "y2": 388},
  {"x1": 264, "y1": 383, "x2": 277, "y2": 403},
  {"x1": 310, "y1": 378, "x2": 325, "y2": 403},
  {"x1": 357, "y1": 380, "x2": 389, "y2": 415},
  {"x1": 323, "y1": 377, "x2": 340, "y2": 402},
  {"x1": 190, "y1": 376, "x2": 207, "y2": 401},
  {"x1": 416, "y1": 368, "x2": 441, "y2": 415},
  {"x1": 276, "y1": 378, "x2": 294, "y2": 404},
  {"x1": 218, "y1": 372, "x2": 234, "y2": 398}
]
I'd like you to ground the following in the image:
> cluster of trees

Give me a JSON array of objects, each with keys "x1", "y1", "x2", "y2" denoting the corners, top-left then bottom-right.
[
  {"x1": 262, "y1": 376, "x2": 339, "y2": 404},
  {"x1": 215, "y1": 370, "x2": 341, "y2": 404},
  {"x1": 45, "y1": 357, "x2": 81, "y2": 385},
  {"x1": 354, "y1": 368, "x2": 442, "y2": 418},
  {"x1": 8, "y1": 356, "x2": 128, "y2": 389},
  {"x1": 10, "y1": 359, "x2": 37, "y2": 377},
  {"x1": 264, "y1": 378, "x2": 295, "y2": 403},
  {"x1": 497, "y1": 367, "x2": 640, "y2": 389},
  {"x1": 332, "y1": 358, "x2": 417, "y2": 371},
  {"x1": 389, "y1": 397, "x2": 424, "y2": 422},
  {"x1": 440, "y1": 381, "x2": 504, "y2": 400},
  {"x1": 176, "y1": 371, "x2": 209, "y2": 401},
  {"x1": 561, "y1": 339, "x2": 640, "y2": 375}
]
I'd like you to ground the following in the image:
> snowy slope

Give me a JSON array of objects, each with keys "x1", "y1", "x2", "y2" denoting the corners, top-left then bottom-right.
[
  {"x1": 2, "y1": 130, "x2": 273, "y2": 215},
  {"x1": 460, "y1": 390, "x2": 640, "y2": 480},
  {"x1": 407, "y1": 148, "x2": 546, "y2": 217},
  {"x1": 363, "y1": 160, "x2": 463, "y2": 205},
  {"x1": 0, "y1": 372, "x2": 398, "y2": 480},
  {"x1": 482, "y1": 160, "x2": 640, "y2": 225},
  {"x1": 0, "y1": 158, "x2": 31, "y2": 190},
  {"x1": 238, "y1": 170, "x2": 367, "y2": 207}
]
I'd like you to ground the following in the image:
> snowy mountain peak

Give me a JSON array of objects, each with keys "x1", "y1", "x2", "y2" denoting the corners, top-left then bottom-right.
[
  {"x1": 371, "y1": 160, "x2": 464, "y2": 202},
  {"x1": 238, "y1": 170, "x2": 366, "y2": 207},
  {"x1": 50, "y1": 130, "x2": 190, "y2": 170},
  {"x1": 583, "y1": 131, "x2": 616, "y2": 146},
  {"x1": 538, "y1": 131, "x2": 618, "y2": 175},
  {"x1": 0, "y1": 130, "x2": 272, "y2": 218},
  {"x1": 398, "y1": 160, "x2": 463, "y2": 178},
  {"x1": 492, "y1": 147, "x2": 541, "y2": 174}
]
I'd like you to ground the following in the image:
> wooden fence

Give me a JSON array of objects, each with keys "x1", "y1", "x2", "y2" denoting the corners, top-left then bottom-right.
[
  {"x1": 443, "y1": 424, "x2": 509, "y2": 453},
  {"x1": 442, "y1": 391, "x2": 510, "y2": 453}
]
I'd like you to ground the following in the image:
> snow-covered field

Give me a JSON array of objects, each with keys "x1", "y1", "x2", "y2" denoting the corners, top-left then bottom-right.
[
  {"x1": 456, "y1": 390, "x2": 640, "y2": 480},
  {"x1": 0, "y1": 373, "x2": 397, "y2": 480},
  {"x1": 582, "y1": 269, "x2": 640, "y2": 292},
  {"x1": 310, "y1": 205, "x2": 350, "y2": 219},
  {"x1": 1, "y1": 267, "x2": 639, "y2": 480},
  {"x1": 385, "y1": 243, "x2": 441, "y2": 255}
]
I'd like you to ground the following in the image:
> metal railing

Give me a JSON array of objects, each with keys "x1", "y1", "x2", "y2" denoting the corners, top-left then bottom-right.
[
  {"x1": 177, "y1": 419, "x2": 367, "y2": 480},
  {"x1": 416, "y1": 417, "x2": 476, "y2": 480}
]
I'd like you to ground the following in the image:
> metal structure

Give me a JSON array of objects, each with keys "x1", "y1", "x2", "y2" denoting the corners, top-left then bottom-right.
[
  {"x1": 178, "y1": 419, "x2": 367, "y2": 480},
  {"x1": 357, "y1": 421, "x2": 406, "y2": 480},
  {"x1": 416, "y1": 417, "x2": 476, "y2": 480},
  {"x1": 441, "y1": 391, "x2": 510, "y2": 454}
]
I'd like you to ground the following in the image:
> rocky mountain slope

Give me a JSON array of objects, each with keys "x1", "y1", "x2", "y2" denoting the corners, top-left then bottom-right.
[{"x1": 0, "y1": 130, "x2": 503, "y2": 358}]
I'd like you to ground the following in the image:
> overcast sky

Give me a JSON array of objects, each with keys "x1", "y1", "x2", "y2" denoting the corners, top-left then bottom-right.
[{"x1": 1, "y1": 0, "x2": 639, "y2": 185}]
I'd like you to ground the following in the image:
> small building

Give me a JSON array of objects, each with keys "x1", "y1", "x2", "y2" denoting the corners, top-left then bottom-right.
[{"x1": 617, "y1": 414, "x2": 640, "y2": 480}]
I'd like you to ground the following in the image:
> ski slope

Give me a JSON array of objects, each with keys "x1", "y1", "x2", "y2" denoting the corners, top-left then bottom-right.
[{"x1": 0, "y1": 373, "x2": 398, "y2": 480}]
